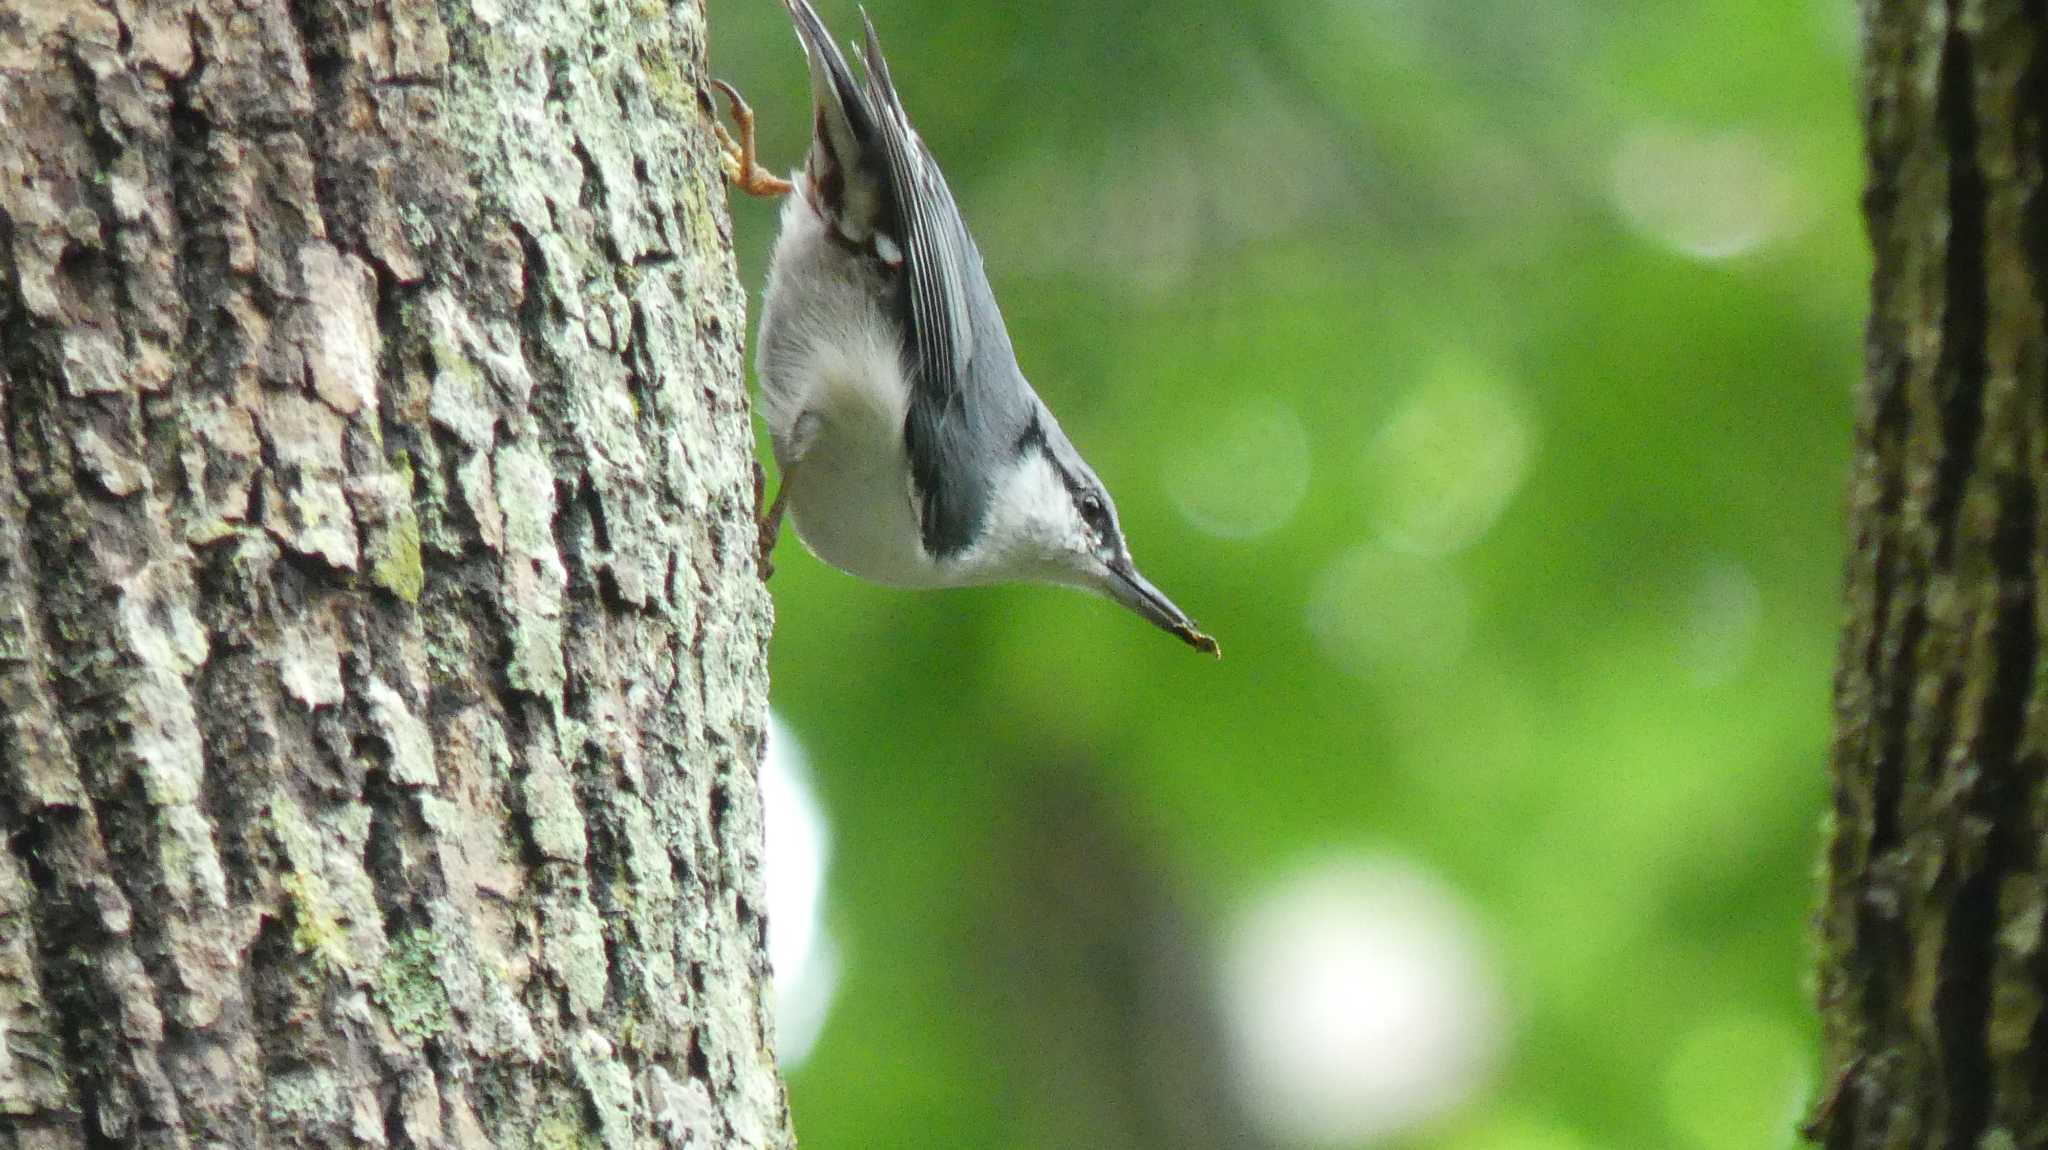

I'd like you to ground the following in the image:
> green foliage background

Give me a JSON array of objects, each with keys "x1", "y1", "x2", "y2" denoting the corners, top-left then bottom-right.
[{"x1": 711, "y1": 1, "x2": 1861, "y2": 1146}]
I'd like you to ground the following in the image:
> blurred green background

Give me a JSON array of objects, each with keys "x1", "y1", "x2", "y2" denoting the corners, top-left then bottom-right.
[{"x1": 710, "y1": 1, "x2": 1863, "y2": 1147}]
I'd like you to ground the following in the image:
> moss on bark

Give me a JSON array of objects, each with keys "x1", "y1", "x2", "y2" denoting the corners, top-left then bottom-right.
[{"x1": 1816, "y1": 3, "x2": 2048, "y2": 1147}]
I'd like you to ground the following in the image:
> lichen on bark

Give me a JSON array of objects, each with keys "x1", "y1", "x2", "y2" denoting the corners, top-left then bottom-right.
[{"x1": 0, "y1": 0, "x2": 787, "y2": 1146}]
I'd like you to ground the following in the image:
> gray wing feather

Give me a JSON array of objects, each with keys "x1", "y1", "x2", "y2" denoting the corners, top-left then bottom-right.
[
  {"x1": 785, "y1": 4, "x2": 1028, "y2": 557},
  {"x1": 850, "y1": 10, "x2": 1030, "y2": 557},
  {"x1": 857, "y1": 13, "x2": 975, "y2": 407}
]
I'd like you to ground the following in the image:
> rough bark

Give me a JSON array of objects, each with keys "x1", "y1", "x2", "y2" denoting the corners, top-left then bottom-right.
[
  {"x1": 0, "y1": 0, "x2": 787, "y2": 1146},
  {"x1": 1815, "y1": 2, "x2": 2047, "y2": 1147}
]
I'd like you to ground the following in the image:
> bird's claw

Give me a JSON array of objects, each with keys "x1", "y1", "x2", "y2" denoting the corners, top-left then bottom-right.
[
  {"x1": 754, "y1": 462, "x2": 788, "y2": 582},
  {"x1": 710, "y1": 79, "x2": 794, "y2": 199}
]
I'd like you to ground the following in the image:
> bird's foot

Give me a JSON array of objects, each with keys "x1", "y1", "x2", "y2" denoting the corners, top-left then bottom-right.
[
  {"x1": 754, "y1": 462, "x2": 789, "y2": 581},
  {"x1": 755, "y1": 512, "x2": 783, "y2": 581},
  {"x1": 710, "y1": 79, "x2": 794, "y2": 198}
]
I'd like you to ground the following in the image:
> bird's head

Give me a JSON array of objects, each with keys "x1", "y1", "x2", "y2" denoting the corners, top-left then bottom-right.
[{"x1": 972, "y1": 415, "x2": 1219, "y2": 656}]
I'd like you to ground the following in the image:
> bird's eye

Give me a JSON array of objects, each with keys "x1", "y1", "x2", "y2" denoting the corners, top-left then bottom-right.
[{"x1": 1078, "y1": 493, "x2": 1108, "y2": 532}]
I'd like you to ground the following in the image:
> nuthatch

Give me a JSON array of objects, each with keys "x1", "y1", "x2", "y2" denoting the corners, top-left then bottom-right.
[{"x1": 715, "y1": 0, "x2": 1217, "y2": 655}]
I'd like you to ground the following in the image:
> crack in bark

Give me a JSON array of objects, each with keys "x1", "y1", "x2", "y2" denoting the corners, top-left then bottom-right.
[
  {"x1": 5, "y1": 316, "x2": 154, "y2": 1150},
  {"x1": 1931, "y1": 12, "x2": 1990, "y2": 571}
]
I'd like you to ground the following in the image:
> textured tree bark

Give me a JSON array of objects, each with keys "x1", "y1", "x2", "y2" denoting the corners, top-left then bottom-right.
[
  {"x1": 1815, "y1": 3, "x2": 2047, "y2": 1148},
  {"x1": 0, "y1": 0, "x2": 788, "y2": 1146}
]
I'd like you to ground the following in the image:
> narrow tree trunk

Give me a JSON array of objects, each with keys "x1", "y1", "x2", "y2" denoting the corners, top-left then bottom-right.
[
  {"x1": 0, "y1": 0, "x2": 787, "y2": 1146},
  {"x1": 1816, "y1": 3, "x2": 2046, "y2": 1147}
]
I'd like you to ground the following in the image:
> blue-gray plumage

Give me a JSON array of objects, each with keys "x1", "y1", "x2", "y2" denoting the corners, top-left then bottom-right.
[{"x1": 720, "y1": 0, "x2": 1217, "y2": 655}]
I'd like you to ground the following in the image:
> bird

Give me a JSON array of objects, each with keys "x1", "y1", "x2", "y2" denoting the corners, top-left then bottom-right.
[{"x1": 711, "y1": 0, "x2": 1218, "y2": 656}]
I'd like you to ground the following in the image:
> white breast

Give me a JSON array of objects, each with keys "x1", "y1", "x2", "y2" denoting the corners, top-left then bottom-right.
[{"x1": 755, "y1": 193, "x2": 951, "y2": 588}]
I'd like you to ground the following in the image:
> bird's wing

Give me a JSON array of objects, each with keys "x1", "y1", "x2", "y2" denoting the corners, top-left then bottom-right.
[
  {"x1": 854, "y1": 13, "x2": 976, "y2": 418},
  {"x1": 855, "y1": 13, "x2": 1012, "y2": 557},
  {"x1": 785, "y1": 2, "x2": 1014, "y2": 557}
]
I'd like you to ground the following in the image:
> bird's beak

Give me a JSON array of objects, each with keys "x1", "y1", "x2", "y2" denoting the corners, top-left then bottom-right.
[{"x1": 1102, "y1": 555, "x2": 1220, "y2": 657}]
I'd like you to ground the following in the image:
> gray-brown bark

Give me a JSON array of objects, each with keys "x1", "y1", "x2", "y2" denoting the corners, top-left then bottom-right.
[
  {"x1": 0, "y1": 0, "x2": 788, "y2": 1146},
  {"x1": 1815, "y1": 2, "x2": 2046, "y2": 1148}
]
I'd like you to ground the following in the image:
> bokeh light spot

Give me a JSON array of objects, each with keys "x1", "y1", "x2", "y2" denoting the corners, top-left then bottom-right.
[
  {"x1": 1815, "y1": 0, "x2": 1859, "y2": 57},
  {"x1": 1164, "y1": 395, "x2": 1313, "y2": 540},
  {"x1": 1682, "y1": 558, "x2": 1763, "y2": 686},
  {"x1": 1363, "y1": 357, "x2": 1534, "y2": 555},
  {"x1": 1309, "y1": 544, "x2": 1472, "y2": 675},
  {"x1": 763, "y1": 715, "x2": 840, "y2": 1068},
  {"x1": 1222, "y1": 856, "x2": 1507, "y2": 1147},
  {"x1": 1661, "y1": 1012, "x2": 1812, "y2": 1150},
  {"x1": 979, "y1": 82, "x2": 1353, "y2": 290},
  {"x1": 1609, "y1": 126, "x2": 1812, "y2": 261}
]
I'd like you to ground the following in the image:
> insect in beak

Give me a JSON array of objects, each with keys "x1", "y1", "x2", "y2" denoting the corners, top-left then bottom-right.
[{"x1": 1102, "y1": 555, "x2": 1220, "y2": 657}]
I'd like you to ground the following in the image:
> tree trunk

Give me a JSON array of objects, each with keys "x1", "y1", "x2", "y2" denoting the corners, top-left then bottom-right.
[
  {"x1": 1815, "y1": 3, "x2": 2046, "y2": 1148},
  {"x1": 0, "y1": 0, "x2": 787, "y2": 1146}
]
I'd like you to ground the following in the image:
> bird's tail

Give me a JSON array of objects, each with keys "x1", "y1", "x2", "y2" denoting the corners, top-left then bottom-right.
[{"x1": 783, "y1": 0, "x2": 887, "y2": 246}]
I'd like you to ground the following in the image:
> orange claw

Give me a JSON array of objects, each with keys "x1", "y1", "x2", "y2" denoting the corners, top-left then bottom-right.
[{"x1": 711, "y1": 79, "x2": 794, "y2": 198}]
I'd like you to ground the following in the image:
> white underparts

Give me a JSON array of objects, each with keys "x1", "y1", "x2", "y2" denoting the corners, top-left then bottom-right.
[
  {"x1": 755, "y1": 193, "x2": 1100, "y2": 593},
  {"x1": 756, "y1": 194, "x2": 938, "y2": 586}
]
